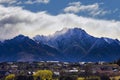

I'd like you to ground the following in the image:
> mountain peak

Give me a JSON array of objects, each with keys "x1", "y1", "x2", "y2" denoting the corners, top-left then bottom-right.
[
  {"x1": 68, "y1": 28, "x2": 86, "y2": 34},
  {"x1": 33, "y1": 27, "x2": 92, "y2": 44},
  {"x1": 53, "y1": 28, "x2": 69, "y2": 37},
  {"x1": 53, "y1": 27, "x2": 88, "y2": 37},
  {"x1": 3, "y1": 34, "x2": 29, "y2": 43},
  {"x1": 71, "y1": 27, "x2": 85, "y2": 31},
  {"x1": 63, "y1": 27, "x2": 86, "y2": 33},
  {"x1": 14, "y1": 34, "x2": 28, "y2": 40}
]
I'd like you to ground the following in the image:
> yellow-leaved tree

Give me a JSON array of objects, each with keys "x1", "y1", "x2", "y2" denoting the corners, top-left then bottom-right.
[
  {"x1": 5, "y1": 74, "x2": 15, "y2": 80},
  {"x1": 33, "y1": 70, "x2": 53, "y2": 80}
]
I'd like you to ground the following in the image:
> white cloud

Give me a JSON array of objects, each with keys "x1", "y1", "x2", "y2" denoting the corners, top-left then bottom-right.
[
  {"x1": 0, "y1": 0, "x2": 17, "y2": 4},
  {"x1": 0, "y1": 5, "x2": 120, "y2": 40},
  {"x1": 24, "y1": 0, "x2": 50, "y2": 4},
  {"x1": 64, "y1": 1, "x2": 108, "y2": 16},
  {"x1": 0, "y1": 0, "x2": 50, "y2": 5}
]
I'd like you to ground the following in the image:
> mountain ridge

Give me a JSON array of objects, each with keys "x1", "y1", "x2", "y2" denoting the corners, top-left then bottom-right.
[{"x1": 0, "y1": 28, "x2": 120, "y2": 62}]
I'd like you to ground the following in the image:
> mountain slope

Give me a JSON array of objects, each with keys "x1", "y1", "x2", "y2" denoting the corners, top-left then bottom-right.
[
  {"x1": 34, "y1": 28, "x2": 120, "y2": 62},
  {"x1": 0, "y1": 35, "x2": 62, "y2": 62}
]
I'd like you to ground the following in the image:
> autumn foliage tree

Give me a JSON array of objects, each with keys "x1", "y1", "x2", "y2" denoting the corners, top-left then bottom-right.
[
  {"x1": 5, "y1": 74, "x2": 15, "y2": 80},
  {"x1": 33, "y1": 70, "x2": 53, "y2": 80}
]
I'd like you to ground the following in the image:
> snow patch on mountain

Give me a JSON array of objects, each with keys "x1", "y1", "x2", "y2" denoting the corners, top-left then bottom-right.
[{"x1": 103, "y1": 38, "x2": 114, "y2": 44}]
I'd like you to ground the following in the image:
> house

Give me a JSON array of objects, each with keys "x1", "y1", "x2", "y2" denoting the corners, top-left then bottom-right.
[{"x1": 92, "y1": 64, "x2": 120, "y2": 76}]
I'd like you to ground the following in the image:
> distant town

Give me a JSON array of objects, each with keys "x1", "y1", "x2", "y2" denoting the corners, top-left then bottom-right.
[{"x1": 0, "y1": 61, "x2": 120, "y2": 80}]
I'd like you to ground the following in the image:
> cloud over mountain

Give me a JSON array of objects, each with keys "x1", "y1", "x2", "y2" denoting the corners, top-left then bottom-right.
[{"x1": 0, "y1": 4, "x2": 120, "y2": 40}]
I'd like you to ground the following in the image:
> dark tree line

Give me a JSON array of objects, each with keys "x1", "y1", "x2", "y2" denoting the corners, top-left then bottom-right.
[
  {"x1": 114, "y1": 58, "x2": 120, "y2": 66},
  {"x1": 116, "y1": 59, "x2": 120, "y2": 66}
]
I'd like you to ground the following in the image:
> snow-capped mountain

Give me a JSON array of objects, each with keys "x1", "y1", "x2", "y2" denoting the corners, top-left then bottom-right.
[
  {"x1": 34, "y1": 28, "x2": 97, "y2": 50},
  {"x1": 34, "y1": 28, "x2": 120, "y2": 62},
  {"x1": 0, "y1": 28, "x2": 120, "y2": 62}
]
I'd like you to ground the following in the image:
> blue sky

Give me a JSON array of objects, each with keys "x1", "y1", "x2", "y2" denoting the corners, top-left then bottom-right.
[
  {"x1": 2, "y1": 0, "x2": 120, "y2": 20},
  {"x1": 0, "y1": 0, "x2": 120, "y2": 40},
  {"x1": 14, "y1": 0, "x2": 120, "y2": 20}
]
